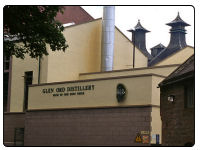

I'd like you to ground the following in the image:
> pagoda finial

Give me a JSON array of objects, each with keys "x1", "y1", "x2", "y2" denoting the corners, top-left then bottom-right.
[
  {"x1": 177, "y1": 12, "x2": 180, "y2": 18},
  {"x1": 166, "y1": 12, "x2": 190, "y2": 26},
  {"x1": 134, "y1": 20, "x2": 150, "y2": 32}
]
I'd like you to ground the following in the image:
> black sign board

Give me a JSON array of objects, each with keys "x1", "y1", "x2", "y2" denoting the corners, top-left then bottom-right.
[{"x1": 116, "y1": 84, "x2": 126, "y2": 102}]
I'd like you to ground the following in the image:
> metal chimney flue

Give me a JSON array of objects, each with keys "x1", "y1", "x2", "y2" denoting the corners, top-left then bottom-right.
[{"x1": 101, "y1": 6, "x2": 115, "y2": 71}]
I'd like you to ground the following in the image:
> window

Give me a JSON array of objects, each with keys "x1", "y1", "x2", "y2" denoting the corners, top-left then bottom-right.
[
  {"x1": 3, "y1": 56, "x2": 10, "y2": 71},
  {"x1": 24, "y1": 71, "x2": 33, "y2": 111},
  {"x1": 3, "y1": 72, "x2": 9, "y2": 112},
  {"x1": 184, "y1": 82, "x2": 194, "y2": 108}
]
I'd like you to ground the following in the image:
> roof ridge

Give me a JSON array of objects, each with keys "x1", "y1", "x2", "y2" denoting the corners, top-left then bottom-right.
[
  {"x1": 150, "y1": 43, "x2": 166, "y2": 50},
  {"x1": 80, "y1": 6, "x2": 94, "y2": 20}
]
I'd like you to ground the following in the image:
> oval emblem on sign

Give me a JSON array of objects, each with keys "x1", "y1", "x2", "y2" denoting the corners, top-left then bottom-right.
[{"x1": 116, "y1": 84, "x2": 126, "y2": 102}]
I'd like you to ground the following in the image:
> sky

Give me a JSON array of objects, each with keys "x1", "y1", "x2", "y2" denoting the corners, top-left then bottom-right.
[{"x1": 82, "y1": 6, "x2": 194, "y2": 53}]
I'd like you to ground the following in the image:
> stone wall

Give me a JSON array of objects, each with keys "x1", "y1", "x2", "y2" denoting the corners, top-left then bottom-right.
[
  {"x1": 24, "y1": 107, "x2": 151, "y2": 146},
  {"x1": 160, "y1": 79, "x2": 194, "y2": 146}
]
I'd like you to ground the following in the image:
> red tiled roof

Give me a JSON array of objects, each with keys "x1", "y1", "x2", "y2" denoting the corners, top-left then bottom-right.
[{"x1": 55, "y1": 6, "x2": 94, "y2": 25}]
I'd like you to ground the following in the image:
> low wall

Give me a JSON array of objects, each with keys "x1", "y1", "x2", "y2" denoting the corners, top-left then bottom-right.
[
  {"x1": 28, "y1": 74, "x2": 164, "y2": 110},
  {"x1": 79, "y1": 64, "x2": 179, "y2": 80},
  {"x1": 24, "y1": 107, "x2": 151, "y2": 146}
]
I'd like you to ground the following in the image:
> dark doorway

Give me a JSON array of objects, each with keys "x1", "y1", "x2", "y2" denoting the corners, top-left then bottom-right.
[{"x1": 24, "y1": 71, "x2": 33, "y2": 111}]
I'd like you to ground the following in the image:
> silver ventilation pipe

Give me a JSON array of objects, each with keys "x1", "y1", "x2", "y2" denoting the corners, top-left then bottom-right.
[{"x1": 101, "y1": 6, "x2": 115, "y2": 71}]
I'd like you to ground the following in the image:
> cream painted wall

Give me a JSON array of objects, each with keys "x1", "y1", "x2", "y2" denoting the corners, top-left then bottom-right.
[
  {"x1": 10, "y1": 55, "x2": 39, "y2": 112},
  {"x1": 40, "y1": 52, "x2": 49, "y2": 84},
  {"x1": 155, "y1": 46, "x2": 194, "y2": 66},
  {"x1": 149, "y1": 76, "x2": 163, "y2": 144},
  {"x1": 113, "y1": 28, "x2": 133, "y2": 70},
  {"x1": 151, "y1": 107, "x2": 162, "y2": 144},
  {"x1": 45, "y1": 19, "x2": 145, "y2": 83},
  {"x1": 46, "y1": 19, "x2": 102, "y2": 82},
  {"x1": 28, "y1": 75, "x2": 155, "y2": 110},
  {"x1": 151, "y1": 76, "x2": 164, "y2": 106},
  {"x1": 134, "y1": 48, "x2": 148, "y2": 68},
  {"x1": 79, "y1": 64, "x2": 179, "y2": 80}
]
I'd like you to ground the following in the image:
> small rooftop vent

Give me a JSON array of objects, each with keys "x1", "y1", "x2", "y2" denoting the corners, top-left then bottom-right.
[{"x1": 150, "y1": 43, "x2": 166, "y2": 57}]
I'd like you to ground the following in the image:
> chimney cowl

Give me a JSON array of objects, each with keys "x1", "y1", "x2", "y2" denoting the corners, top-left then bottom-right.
[
  {"x1": 133, "y1": 20, "x2": 152, "y2": 60},
  {"x1": 166, "y1": 12, "x2": 190, "y2": 50},
  {"x1": 134, "y1": 20, "x2": 150, "y2": 52},
  {"x1": 128, "y1": 20, "x2": 152, "y2": 61}
]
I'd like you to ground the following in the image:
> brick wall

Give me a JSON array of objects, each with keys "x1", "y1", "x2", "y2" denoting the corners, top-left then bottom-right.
[
  {"x1": 3, "y1": 113, "x2": 25, "y2": 146},
  {"x1": 24, "y1": 107, "x2": 151, "y2": 146},
  {"x1": 160, "y1": 79, "x2": 195, "y2": 146}
]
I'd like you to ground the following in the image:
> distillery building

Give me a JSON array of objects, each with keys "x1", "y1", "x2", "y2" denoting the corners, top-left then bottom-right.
[{"x1": 3, "y1": 6, "x2": 194, "y2": 146}]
